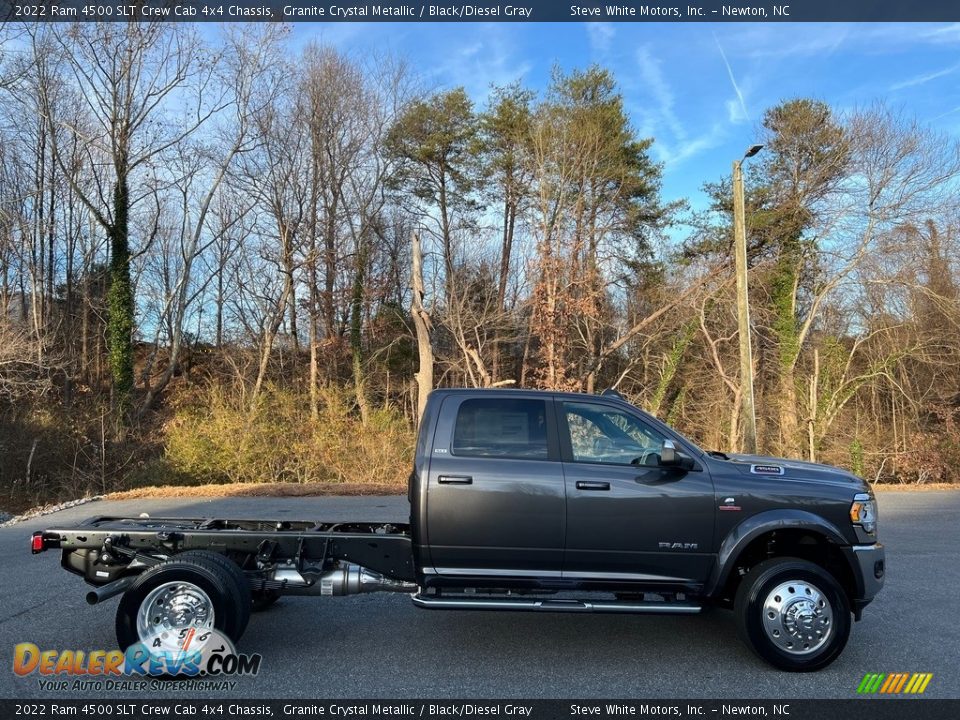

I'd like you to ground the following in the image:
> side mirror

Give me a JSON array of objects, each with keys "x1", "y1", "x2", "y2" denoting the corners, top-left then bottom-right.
[
  {"x1": 660, "y1": 439, "x2": 678, "y2": 465},
  {"x1": 660, "y1": 439, "x2": 695, "y2": 471}
]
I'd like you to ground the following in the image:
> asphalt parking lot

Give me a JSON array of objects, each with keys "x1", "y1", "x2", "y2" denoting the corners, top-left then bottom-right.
[{"x1": 0, "y1": 491, "x2": 957, "y2": 699}]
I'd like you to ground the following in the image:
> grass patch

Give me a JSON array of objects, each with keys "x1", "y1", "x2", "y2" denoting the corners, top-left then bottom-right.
[
  {"x1": 159, "y1": 384, "x2": 414, "y2": 488},
  {"x1": 107, "y1": 480, "x2": 404, "y2": 500}
]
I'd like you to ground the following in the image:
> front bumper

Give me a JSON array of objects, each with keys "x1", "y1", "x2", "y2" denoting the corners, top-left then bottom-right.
[{"x1": 846, "y1": 542, "x2": 885, "y2": 619}]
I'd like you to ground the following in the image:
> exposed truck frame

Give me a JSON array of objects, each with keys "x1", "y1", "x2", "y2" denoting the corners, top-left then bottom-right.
[
  {"x1": 37, "y1": 514, "x2": 709, "y2": 612},
  {"x1": 39, "y1": 516, "x2": 417, "y2": 601}
]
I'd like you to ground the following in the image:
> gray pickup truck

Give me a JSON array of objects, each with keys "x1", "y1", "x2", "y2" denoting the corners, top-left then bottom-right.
[{"x1": 33, "y1": 388, "x2": 884, "y2": 671}]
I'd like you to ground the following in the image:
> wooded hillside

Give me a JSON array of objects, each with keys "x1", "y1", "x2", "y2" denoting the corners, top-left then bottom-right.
[{"x1": 2, "y1": 24, "x2": 959, "y2": 511}]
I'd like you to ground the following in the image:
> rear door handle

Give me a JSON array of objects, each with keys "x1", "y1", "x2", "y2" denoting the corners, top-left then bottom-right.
[
  {"x1": 438, "y1": 475, "x2": 473, "y2": 485},
  {"x1": 576, "y1": 481, "x2": 611, "y2": 491}
]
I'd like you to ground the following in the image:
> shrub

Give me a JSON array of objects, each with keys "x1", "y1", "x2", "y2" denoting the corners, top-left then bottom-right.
[{"x1": 164, "y1": 383, "x2": 413, "y2": 487}]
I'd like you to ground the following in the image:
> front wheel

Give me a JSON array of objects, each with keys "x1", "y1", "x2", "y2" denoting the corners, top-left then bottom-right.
[{"x1": 734, "y1": 556, "x2": 851, "y2": 672}]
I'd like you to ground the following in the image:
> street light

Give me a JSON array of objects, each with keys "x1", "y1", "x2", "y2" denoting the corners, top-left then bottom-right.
[{"x1": 733, "y1": 144, "x2": 763, "y2": 454}]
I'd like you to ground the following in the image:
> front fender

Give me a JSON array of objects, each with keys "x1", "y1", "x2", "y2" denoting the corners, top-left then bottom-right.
[{"x1": 706, "y1": 509, "x2": 849, "y2": 597}]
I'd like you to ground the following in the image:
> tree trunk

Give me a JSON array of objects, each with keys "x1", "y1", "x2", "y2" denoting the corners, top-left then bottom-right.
[
  {"x1": 308, "y1": 256, "x2": 320, "y2": 420},
  {"x1": 411, "y1": 232, "x2": 434, "y2": 423},
  {"x1": 107, "y1": 173, "x2": 134, "y2": 418},
  {"x1": 350, "y1": 236, "x2": 369, "y2": 423},
  {"x1": 779, "y1": 367, "x2": 800, "y2": 458},
  {"x1": 492, "y1": 197, "x2": 517, "y2": 383},
  {"x1": 728, "y1": 387, "x2": 742, "y2": 453},
  {"x1": 323, "y1": 202, "x2": 338, "y2": 341},
  {"x1": 215, "y1": 266, "x2": 224, "y2": 349},
  {"x1": 807, "y1": 348, "x2": 820, "y2": 462},
  {"x1": 308, "y1": 147, "x2": 321, "y2": 420}
]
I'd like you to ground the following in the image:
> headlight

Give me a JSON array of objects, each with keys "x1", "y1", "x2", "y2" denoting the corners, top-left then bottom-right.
[{"x1": 850, "y1": 493, "x2": 877, "y2": 534}]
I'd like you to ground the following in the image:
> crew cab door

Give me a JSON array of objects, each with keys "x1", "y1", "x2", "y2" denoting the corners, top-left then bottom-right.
[
  {"x1": 425, "y1": 395, "x2": 565, "y2": 578},
  {"x1": 559, "y1": 400, "x2": 715, "y2": 584}
]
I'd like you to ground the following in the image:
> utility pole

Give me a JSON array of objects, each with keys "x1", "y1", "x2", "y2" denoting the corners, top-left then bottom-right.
[{"x1": 733, "y1": 144, "x2": 763, "y2": 454}]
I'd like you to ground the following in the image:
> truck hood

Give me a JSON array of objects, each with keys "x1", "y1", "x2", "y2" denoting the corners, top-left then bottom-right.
[{"x1": 724, "y1": 453, "x2": 867, "y2": 490}]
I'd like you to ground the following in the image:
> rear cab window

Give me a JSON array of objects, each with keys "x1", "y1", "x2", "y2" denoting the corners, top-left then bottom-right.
[{"x1": 452, "y1": 398, "x2": 549, "y2": 460}]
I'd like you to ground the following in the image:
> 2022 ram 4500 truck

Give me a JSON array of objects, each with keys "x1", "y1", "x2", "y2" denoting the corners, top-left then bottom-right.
[{"x1": 33, "y1": 388, "x2": 885, "y2": 671}]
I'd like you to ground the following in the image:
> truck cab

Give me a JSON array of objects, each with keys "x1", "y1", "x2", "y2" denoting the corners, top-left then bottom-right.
[{"x1": 412, "y1": 389, "x2": 714, "y2": 590}]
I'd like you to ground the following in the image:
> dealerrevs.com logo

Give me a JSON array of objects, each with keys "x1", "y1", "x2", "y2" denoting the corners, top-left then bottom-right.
[{"x1": 13, "y1": 629, "x2": 262, "y2": 691}]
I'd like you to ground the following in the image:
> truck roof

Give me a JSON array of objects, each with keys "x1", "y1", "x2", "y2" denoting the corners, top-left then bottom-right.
[{"x1": 427, "y1": 387, "x2": 634, "y2": 405}]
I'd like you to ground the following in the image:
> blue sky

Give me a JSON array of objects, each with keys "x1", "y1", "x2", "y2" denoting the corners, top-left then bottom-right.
[{"x1": 289, "y1": 21, "x2": 960, "y2": 212}]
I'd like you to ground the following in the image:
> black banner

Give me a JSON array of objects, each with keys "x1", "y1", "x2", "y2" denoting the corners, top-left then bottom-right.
[
  {"x1": 4, "y1": 0, "x2": 960, "y2": 23},
  {"x1": 1, "y1": 700, "x2": 957, "y2": 720}
]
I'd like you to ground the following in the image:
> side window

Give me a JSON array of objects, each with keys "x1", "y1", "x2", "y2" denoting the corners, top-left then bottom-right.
[
  {"x1": 563, "y1": 402, "x2": 666, "y2": 466},
  {"x1": 452, "y1": 398, "x2": 549, "y2": 460},
  {"x1": 416, "y1": 397, "x2": 438, "y2": 460}
]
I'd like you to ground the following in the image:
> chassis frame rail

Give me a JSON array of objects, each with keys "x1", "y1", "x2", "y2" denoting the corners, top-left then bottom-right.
[{"x1": 37, "y1": 516, "x2": 416, "y2": 584}]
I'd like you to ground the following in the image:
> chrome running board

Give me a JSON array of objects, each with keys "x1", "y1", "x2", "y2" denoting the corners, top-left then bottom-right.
[{"x1": 411, "y1": 594, "x2": 701, "y2": 614}]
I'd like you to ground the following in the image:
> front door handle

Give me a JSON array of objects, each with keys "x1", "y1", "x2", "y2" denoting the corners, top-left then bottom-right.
[
  {"x1": 576, "y1": 481, "x2": 611, "y2": 491},
  {"x1": 438, "y1": 475, "x2": 473, "y2": 485}
]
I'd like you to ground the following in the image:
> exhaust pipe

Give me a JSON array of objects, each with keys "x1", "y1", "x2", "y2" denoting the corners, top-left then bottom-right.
[{"x1": 86, "y1": 575, "x2": 136, "y2": 605}]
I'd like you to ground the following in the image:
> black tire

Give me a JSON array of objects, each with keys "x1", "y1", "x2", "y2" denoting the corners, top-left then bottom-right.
[
  {"x1": 174, "y1": 550, "x2": 251, "y2": 635},
  {"x1": 190, "y1": 549, "x2": 280, "y2": 614},
  {"x1": 734, "y1": 556, "x2": 851, "y2": 672},
  {"x1": 115, "y1": 555, "x2": 245, "y2": 653}
]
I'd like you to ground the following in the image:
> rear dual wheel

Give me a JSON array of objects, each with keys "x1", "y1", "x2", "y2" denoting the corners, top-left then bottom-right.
[{"x1": 115, "y1": 551, "x2": 250, "y2": 653}]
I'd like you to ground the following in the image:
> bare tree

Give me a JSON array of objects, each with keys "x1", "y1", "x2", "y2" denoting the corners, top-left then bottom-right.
[
  {"x1": 0, "y1": 319, "x2": 61, "y2": 401},
  {"x1": 31, "y1": 23, "x2": 222, "y2": 417},
  {"x1": 411, "y1": 232, "x2": 433, "y2": 422},
  {"x1": 138, "y1": 26, "x2": 286, "y2": 413}
]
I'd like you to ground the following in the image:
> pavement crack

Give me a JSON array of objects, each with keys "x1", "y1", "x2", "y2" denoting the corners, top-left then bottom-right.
[{"x1": 0, "y1": 599, "x2": 53, "y2": 626}]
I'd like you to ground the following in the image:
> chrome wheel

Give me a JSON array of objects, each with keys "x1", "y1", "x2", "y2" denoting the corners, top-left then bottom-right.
[
  {"x1": 761, "y1": 580, "x2": 833, "y2": 655},
  {"x1": 135, "y1": 581, "x2": 215, "y2": 646}
]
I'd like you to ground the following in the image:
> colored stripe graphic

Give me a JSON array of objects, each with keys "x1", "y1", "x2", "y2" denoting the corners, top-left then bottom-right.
[
  {"x1": 857, "y1": 673, "x2": 933, "y2": 694},
  {"x1": 857, "y1": 673, "x2": 885, "y2": 693},
  {"x1": 879, "y1": 674, "x2": 897, "y2": 693}
]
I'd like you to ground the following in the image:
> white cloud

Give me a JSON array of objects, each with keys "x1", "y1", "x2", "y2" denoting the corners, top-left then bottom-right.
[
  {"x1": 725, "y1": 99, "x2": 747, "y2": 125},
  {"x1": 586, "y1": 22, "x2": 615, "y2": 55},
  {"x1": 914, "y1": 23, "x2": 960, "y2": 45},
  {"x1": 657, "y1": 124, "x2": 727, "y2": 166},
  {"x1": 423, "y1": 24, "x2": 532, "y2": 101},
  {"x1": 930, "y1": 105, "x2": 960, "y2": 122},
  {"x1": 714, "y1": 34, "x2": 749, "y2": 124},
  {"x1": 698, "y1": 23, "x2": 960, "y2": 66},
  {"x1": 632, "y1": 46, "x2": 727, "y2": 168},
  {"x1": 635, "y1": 45, "x2": 685, "y2": 141},
  {"x1": 890, "y1": 61, "x2": 960, "y2": 91},
  {"x1": 738, "y1": 24, "x2": 850, "y2": 60}
]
